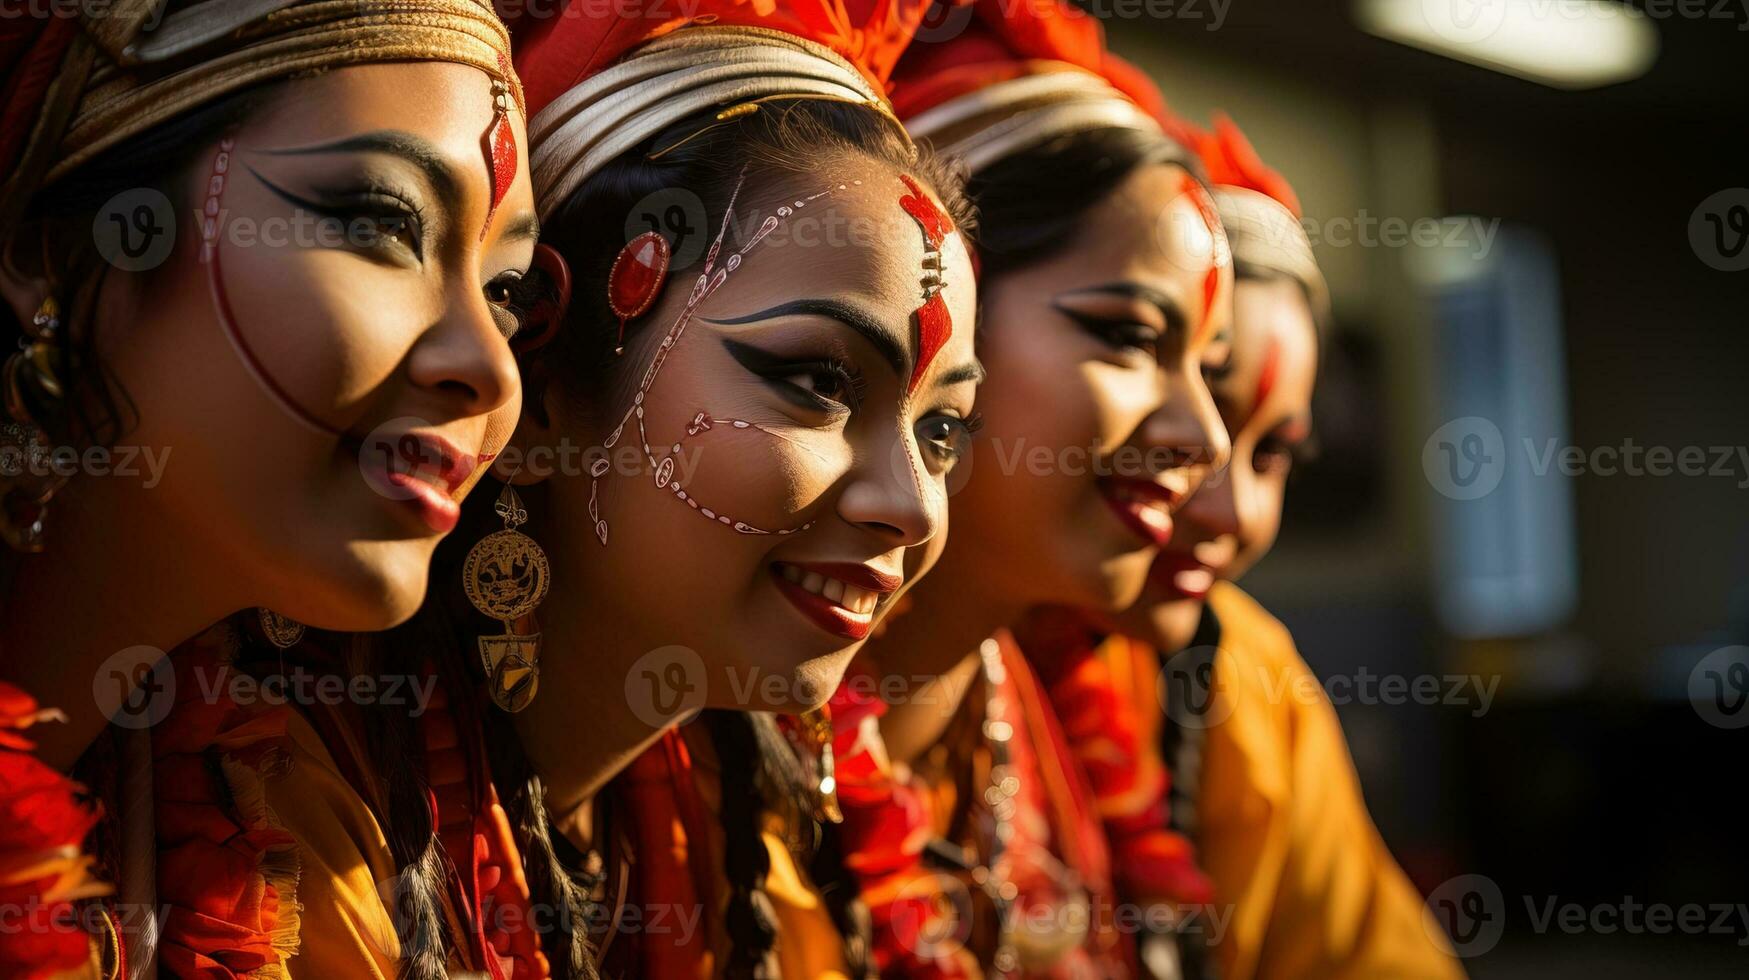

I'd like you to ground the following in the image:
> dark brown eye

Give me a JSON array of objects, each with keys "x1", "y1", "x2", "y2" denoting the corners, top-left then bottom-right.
[{"x1": 919, "y1": 412, "x2": 982, "y2": 465}]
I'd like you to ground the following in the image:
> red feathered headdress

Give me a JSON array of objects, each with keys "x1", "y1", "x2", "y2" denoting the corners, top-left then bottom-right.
[
  {"x1": 1189, "y1": 112, "x2": 1328, "y2": 319},
  {"x1": 517, "y1": 0, "x2": 942, "y2": 217},
  {"x1": 1193, "y1": 112, "x2": 1303, "y2": 218},
  {"x1": 513, "y1": 0, "x2": 936, "y2": 118},
  {"x1": 888, "y1": 0, "x2": 1196, "y2": 162}
]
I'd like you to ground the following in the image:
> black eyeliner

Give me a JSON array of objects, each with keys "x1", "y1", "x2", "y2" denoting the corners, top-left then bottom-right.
[
  {"x1": 720, "y1": 338, "x2": 859, "y2": 414},
  {"x1": 245, "y1": 163, "x2": 425, "y2": 260}
]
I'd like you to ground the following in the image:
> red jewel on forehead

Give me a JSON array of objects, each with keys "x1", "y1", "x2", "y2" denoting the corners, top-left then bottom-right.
[
  {"x1": 481, "y1": 56, "x2": 519, "y2": 242},
  {"x1": 898, "y1": 174, "x2": 955, "y2": 395}
]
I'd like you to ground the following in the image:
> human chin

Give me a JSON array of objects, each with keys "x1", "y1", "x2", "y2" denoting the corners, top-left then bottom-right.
[
  {"x1": 742, "y1": 574, "x2": 869, "y2": 699},
  {"x1": 273, "y1": 520, "x2": 438, "y2": 631},
  {"x1": 1039, "y1": 471, "x2": 1153, "y2": 611},
  {"x1": 1150, "y1": 595, "x2": 1203, "y2": 653}
]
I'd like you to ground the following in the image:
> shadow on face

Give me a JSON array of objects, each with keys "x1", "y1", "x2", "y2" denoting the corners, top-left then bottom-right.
[
  {"x1": 511, "y1": 162, "x2": 980, "y2": 713},
  {"x1": 1119, "y1": 274, "x2": 1319, "y2": 653},
  {"x1": 8, "y1": 61, "x2": 540, "y2": 630},
  {"x1": 941, "y1": 161, "x2": 1232, "y2": 615}
]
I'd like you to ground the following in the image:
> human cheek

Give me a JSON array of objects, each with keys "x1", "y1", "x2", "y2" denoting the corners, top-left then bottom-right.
[
  {"x1": 642, "y1": 381, "x2": 855, "y2": 536},
  {"x1": 223, "y1": 236, "x2": 433, "y2": 419},
  {"x1": 1085, "y1": 361, "x2": 1163, "y2": 455},
  {"x1": 1232, "y1": 471, "x2": 1284, "y2": 568}
]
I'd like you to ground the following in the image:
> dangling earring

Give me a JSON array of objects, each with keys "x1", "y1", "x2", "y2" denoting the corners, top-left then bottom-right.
[
  {"x1": 256, "y1": 608, "x2": 305, "y2": 650},
  {"x1": 606, "y1": 230, "x2": 669, "y2": 356},
  {"x1": 785, "y1": 707, "x2": 843, "y2": 824},
  {"x1": 463, "y1": 485, "x2": 551, "y2": 712},
  {"x1": 2, "y1": 296, "x2": 71, "y2": 553}
]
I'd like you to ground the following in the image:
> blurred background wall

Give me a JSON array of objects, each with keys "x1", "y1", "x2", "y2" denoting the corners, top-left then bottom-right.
[{"x1": 1097, "y1": 1, "x2": 1749, "y2": 974}]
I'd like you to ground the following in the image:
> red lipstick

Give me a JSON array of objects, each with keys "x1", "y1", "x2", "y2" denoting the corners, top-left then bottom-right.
[
  {"x1": 769, "y1": 561, "x2": 900, "y2": 641},
  {"x1": 1096, "y1": 476, "x2": 1178, "y2": 548},
  {"x1": 359, "y1": 430, "x2": 479, "y2": 535},
  {"x1": 1151, "y1": 552, "x2": 1216, "y2": 600}
]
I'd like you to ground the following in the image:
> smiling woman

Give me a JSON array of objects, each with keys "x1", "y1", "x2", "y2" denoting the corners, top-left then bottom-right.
[
  {"x1": 351, "y1": 3, "x2": 981, "y2": 977},
  {"x1": 837, "y1": 0, "x2": 1239, "y2": 973},
  {"x1": 0, "y1": 1, "x2": 538, "y2": 977}
]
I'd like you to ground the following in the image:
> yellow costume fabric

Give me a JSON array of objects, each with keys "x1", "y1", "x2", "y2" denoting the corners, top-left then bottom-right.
[
  {"x1": 268, "y1": 711, "x2": 402, "y2": 979},
  {"x1": 1113, "y1": 583, "x2": 1464, "y2": 980}
]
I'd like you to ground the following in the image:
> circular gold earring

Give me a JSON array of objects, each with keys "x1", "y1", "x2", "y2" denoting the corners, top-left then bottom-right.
[
  {"x1": 257, "y1": 608, "x2": 306, "y2": 649},
  {"x1": 463, "y1": 485, "x2": 551, "y2": 712}
]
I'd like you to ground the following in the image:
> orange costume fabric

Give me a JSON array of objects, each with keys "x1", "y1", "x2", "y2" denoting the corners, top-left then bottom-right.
[
  {"x1": 858, "y1": 633, "x2": 1133, "y2": 978},
  {"x1": 147, "y1": 626, "x2": 544, "y2": 979},
  {"x1": 602, "y1": 726, "x2": 851, "y2": 978},
  {"x1": 148, "y1": 628, "x2": 403, "y2": 979},
  {"x1": 1094, "y1": 584, "x2": 1465, "y2": 980}
]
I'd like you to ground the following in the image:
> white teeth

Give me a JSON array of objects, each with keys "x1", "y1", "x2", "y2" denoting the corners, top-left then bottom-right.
[
  {"x1": 842, "y1": 584, "x2": 873, "y2": 615},
  {"x1": 778, "y1": 565, "x2": 882, "y2": 617}
]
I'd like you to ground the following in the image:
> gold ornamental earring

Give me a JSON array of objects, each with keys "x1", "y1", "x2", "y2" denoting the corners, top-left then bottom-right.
[
  {"x1": 788, "y1": 708, "x2": 843, "y2": 824},
  {"x1": 256, "y1": 608, "x2": 305, "y2": 650},
  {"x1": 2, "y1": 296, "x2": 71, "y2": 553},
  {"x1": 463, "y1": 485, "x2": 551, "y2": 712}
]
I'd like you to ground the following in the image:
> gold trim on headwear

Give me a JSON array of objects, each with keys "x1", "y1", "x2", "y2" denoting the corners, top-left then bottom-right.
[
  {"x1": 0, "y1": 0, "x2": 520, "y2": 228},
  {"x1": 528, "y1": 25, "x2": 906, "y2": 221},
  {"x1": 905, "y1": 64, "x2": 1183, "y2": 176},
  {"x1": 52, "y1": 0, "x2": 520, "y2": 184},
  {"x1": 643, "y1": 92, "x2": 880, "y2": 161},
  {"x1": 1214, "y1": 185, "x2": 1330, "y2": 323}
]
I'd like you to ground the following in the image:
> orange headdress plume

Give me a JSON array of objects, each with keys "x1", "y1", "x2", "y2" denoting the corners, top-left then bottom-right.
[
  {"x1": 514, "y1": 0, "x2": 941, "y2": 218},
  {"x1": 888, "y1": 0, "x2": 1197, "y2": 172},
  {"x1": 1190, "y1": 112, "x2": 1329, "y2": 318}
]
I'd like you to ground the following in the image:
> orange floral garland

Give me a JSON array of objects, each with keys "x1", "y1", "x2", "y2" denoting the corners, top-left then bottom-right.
[
  {"x1": 1023, "y1": 623, "x2": 1214, "y2": 910},
  {"x1": 0, "y1": 683, "x2": 110, "y2": 979}
]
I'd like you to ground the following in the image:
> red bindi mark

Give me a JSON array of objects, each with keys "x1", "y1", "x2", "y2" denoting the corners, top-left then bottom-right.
[
  {"x1": 1178, "y1": 172, "x2": 1230, "y2": 347},
  {"x1": 481, "y1": 54, "x2": 519, "y2": 241},
  {"x1": 898, "y1": 174, "x2": 955, "y2": 394},
  {"x1": 1251, "y1": 336, "x2": 1283, "y2": 410}
]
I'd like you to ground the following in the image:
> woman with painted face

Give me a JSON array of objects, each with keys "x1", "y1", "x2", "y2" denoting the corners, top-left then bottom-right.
[
  {"x1": 824, "y1": 0, "x2": 1234, "y2": 974},
  {"x1": 1032, "y1": 117, "x2": 1465, "y2": 980},
  {"x1": 361, "y1": 1, "x2": 982, "y2": 975},
  {"x1": 0, "y1": 1, "x2": 539, "y2": 976}
]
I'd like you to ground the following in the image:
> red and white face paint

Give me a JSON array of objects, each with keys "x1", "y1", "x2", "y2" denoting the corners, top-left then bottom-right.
[
  {"x1": 199, "y1": 137, "x2": 343, "y2": 436},
  {"x1": 898, "y1": 173, "x2": 956, "y2": 396},
  {"x1": 586, "y1": 170, "x2": 968, "y2": 548},
  {"x1": 587, "y1": 171, "x2": 863, "y2": 545},
  {"x1": 1177, "y1": 170, "x2": 1233, "y2": 346},
  {"x1": 197, "y1": 68, "x2": 523, "y2": 437}
]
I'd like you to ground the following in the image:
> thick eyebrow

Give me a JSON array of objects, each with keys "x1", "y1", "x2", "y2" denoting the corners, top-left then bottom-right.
[
  {"x1": 705, "y1": 298, "x2": 910, "y2": 380},
  {"x1": 934, "y1": 360, "x2": 986, "y2": 387},
  {"x1": 1058, "y1": 282, "x2": 1191, "y2": 336},
  {"x1": 497, "y1": 210, "x2": 541, "y2": 246},
  {"x1": 259, "y1": 130, "x2": 460, "y2": 213}
]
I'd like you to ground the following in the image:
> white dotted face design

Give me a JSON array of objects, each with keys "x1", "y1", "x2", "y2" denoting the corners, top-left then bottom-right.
[{"x1": 588, "y1": 171, "x2": 864, "y2": 546}]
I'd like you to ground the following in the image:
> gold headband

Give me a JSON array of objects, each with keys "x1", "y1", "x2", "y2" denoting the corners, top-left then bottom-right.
[
  {"x1": 3, "y1": 0, "x2": 519, "y2": 235},
  {"x1": 528, "y1": 26, "x2": 906, "y2": 221},
  {"x1": 1214, "y1": 185, "x2": 1329, "y2": 323},
  {"x1": 904, "y1": 64, "x2": 1185, "y2": 176}
]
